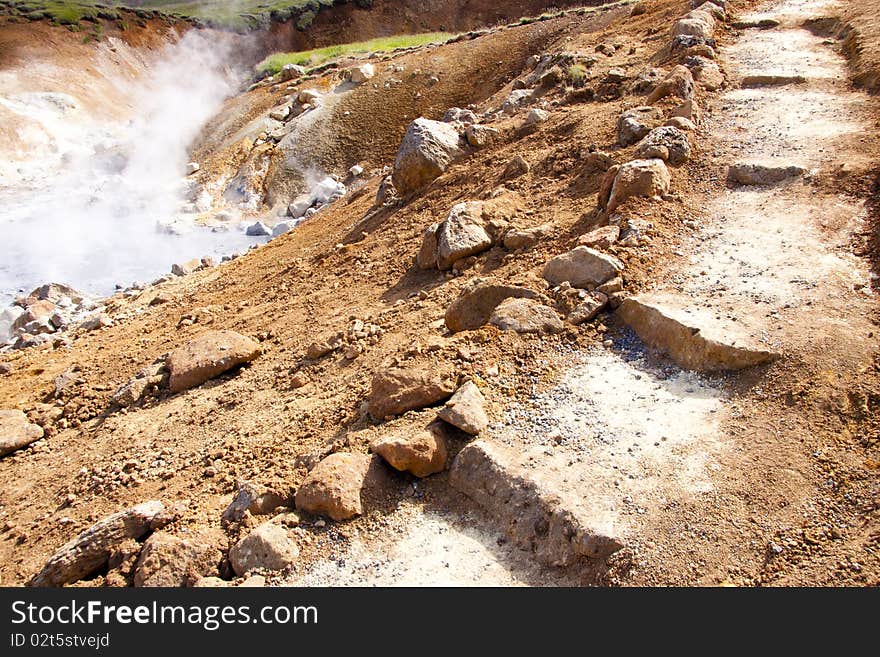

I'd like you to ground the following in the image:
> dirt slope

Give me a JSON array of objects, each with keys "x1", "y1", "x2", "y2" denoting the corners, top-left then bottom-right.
[{"x1": 1, "y1": 0, "x2": 879, "y2": 587}]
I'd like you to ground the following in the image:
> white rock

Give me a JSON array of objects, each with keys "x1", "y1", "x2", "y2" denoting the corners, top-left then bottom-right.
[{"x1": 349, "y1": 63, "x2": 375, "y2": 83}]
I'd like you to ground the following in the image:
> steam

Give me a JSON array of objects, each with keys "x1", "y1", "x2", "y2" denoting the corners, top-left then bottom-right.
[{"x1": 0, "y1": 29, "x2": 259, "y2": 308}]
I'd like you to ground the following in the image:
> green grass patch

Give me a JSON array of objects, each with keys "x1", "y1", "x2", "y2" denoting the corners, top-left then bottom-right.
[
  {"x1": 257, "y1": 31, "x2": 454, "y2": 75},
  {"x1": 5, "y1": 1, "x2": 330, "y2": 31},
  {"x1": 567, "y1": 63, "x2": 588, "y2": 87}
]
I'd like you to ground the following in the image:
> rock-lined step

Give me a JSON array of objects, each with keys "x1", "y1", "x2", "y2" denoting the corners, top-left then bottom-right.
[
  {"x1": 732, "y1": 18, "x2": 780, "y2": 29},
  {"x1": 727, "y1": 162, "x2": 807, "y2": 185},
  {"x1": 740, "y1": 74, "x2": 807, "y2": 88},
  {"x1": 450, "y1": 441, "x2": 625, "y2": 567},
  {"x1": 618, "y1": 295, "x2": 778, "y2": 372}
]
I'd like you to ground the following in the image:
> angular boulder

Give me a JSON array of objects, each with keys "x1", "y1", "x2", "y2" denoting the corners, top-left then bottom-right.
[
  {"x1": 391, "y1": 118, "x2": 463, "y2": 194},
  {"x1": 606, "y1": 158, "x2": 671, "y2": 213},
  {"x1": 445, "y1": 279, "x2": 542, "y2": 332},
  {"x1": 635, "y1": 126, "x2": 691, "y2": 166},
  {"x1": 133, "y1": 532, "x2": 221, "y2": 587},
  {"x1": 371, "y1": 424, "x2": 448, "y2": 477},
  {"x1": 0, "y1": 409, "x2": 44, "y2": 457},
  {"x1": 229, "y1": 522, "x2": 299, "y2": 576},
  {"x1": 542, "y1": 246, "x2": 624, "y2": 289},
  {"x1": 437, "y1": 202, "x2": 493, "y2": 270},
  {"x1": 618, "y1": 295, "x2": 779, "y2": 372},
  {"x1": 294, "y1": 453, "x2": 387, "y2": 521},
  {"x1": 646, "y1": 65, "x2": 696, "y2": 104},
  {"x1": 437, "y1": 381, "x2": 489, "y2": 435},
  {"x1": 490, "y1": 297, "x2": 564, "y2": 334},
  {"x1": 672, "y1": 17, "x2": 714, "y2": 40},
  {"x1": 349, "y1": 63, "x2": 375, "y2": 83},
  {"x1": 617, "y1": 106, "x2": 663, "y2": 146},
  {"x1": 167, "y1": 330, "x2": 261, "y2": 393},
  {"x1": 368, "y1": 367, "x2": 456, "y2": 420}
]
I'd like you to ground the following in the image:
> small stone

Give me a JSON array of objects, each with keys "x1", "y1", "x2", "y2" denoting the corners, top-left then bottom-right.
[{"x1": 437, "y1": 381, "x2": 489, "y2": 435}]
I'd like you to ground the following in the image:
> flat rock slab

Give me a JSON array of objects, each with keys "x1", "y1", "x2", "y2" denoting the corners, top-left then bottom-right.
[
  {"x1": 543, "y1": 246, "x2": 624, "y2": 289},
  {"x1": 31, "y1": 501, "x2": 173, "y2": 587},
  {"x1": 0, "y1": 409, "x2": 44, "y2": 457},
  {"x1": 450, "y1": 440, "x2": 624, "y2": 566},
  {"x1": 618, "y1": 294, "x2": 778, "y2": 372},
  {"x1": 732, "y1": 18, "x2": 780, "y2": 29},
  {"x1": 740, "y1": 74, "x2": 807, "y2": 87},
  {"x1": 728, "y1": 162, "x2": 807, "y2": 185},
  {"x1": 167, "y1": 330, "x2": 261, "y2": 393}
]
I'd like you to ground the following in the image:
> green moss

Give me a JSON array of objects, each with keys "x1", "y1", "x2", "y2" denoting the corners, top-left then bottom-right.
[{"x1": 258, "y1": 31, "x2": 455, "y2": 74}]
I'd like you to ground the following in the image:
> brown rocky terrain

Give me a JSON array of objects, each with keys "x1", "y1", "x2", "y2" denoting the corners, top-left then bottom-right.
[{"x1": 0, "y1": 0, "x2": 878, "y2": 587}]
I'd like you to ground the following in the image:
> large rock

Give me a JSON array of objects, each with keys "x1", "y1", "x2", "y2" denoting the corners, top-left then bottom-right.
[
  {"x1": 437, "y1": 381, "x2": 489, "y2": 435},
  {"x1": 727, "y1": 162, "x2": 807, "y2": 185},
  {"x1": 295, "y1": 453, "x2": 387, "y2": 521},
  {"x1": 635, "y1": 126, "x2": 691, "y2": 166},
  {"x1": 349, "y1": 63, "x2": 375, "y2": 83},
  {"x1": 133, "y1": 532, "x2": 221, "y2": 587},
  {"x1": 543, "y1": 247, "x2": 624, "y2": 289},
  {"x1": 617, "y1": 106, "x2": 663, "y2": 146},
  {"x1": 605, "y1": 158, "x2": 671, "y2": 213},
  {"x1": 368, "y1": 367, "x2": 456, "y2": 420},
  {"x1": 31, "y1": 501, "x2": 173, "y2": 587},
  {"x1": 0, "y1": 409, "x2": 44, "y2": 457},
  {"x1": 229, "y1": 522, "x2": 299, "y2": 576},
  {"x1": 167, "y1": 330, "x2": 261, "y2": 393},
  {"x1": 672, "y1": 17, "x2": 714, "y2": 40},
  {"x1": 618, "y1": 295, "x2": 778, "y2": 372},
  {"x1": 490, "y1": 298, "x2": 564, "y2": 334},
  {"x1": 371, "y1": 424, "x2": 448, "y2": 477},
  {"x1": 436, "y1": 202, "x2": 493, "y2": 270},
  {"x1": 391, "y1": 118, "x2": 463, "y2": 194},
  {"x1": 445, "y1": 279, "x2": 543, "y2": 332},
  {"x1": 11, "y1": 299, "x2": 55, "y2": 333},
  {"x1": 646, "y1": 66, "x2": 696, "y2": 104},
  {"x1": 687, "y1": 56, "x2": 724, "y2": 90},
  {"x1": 450, "y1": 441, "x2": 624, "y2": 566}
]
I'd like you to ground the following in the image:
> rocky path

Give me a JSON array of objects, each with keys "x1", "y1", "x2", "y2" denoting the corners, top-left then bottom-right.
[
  {"x1": 277, "y1": 0, "x2": 879, "y2": 586},
  {"x1": 475, "y1": 0, "x2": 878, "y2": 584}
]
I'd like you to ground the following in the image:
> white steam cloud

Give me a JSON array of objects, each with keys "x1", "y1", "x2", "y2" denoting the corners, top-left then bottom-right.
[{"x1": 0, "y1": 29, "x2": 259, "y2": 308}]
